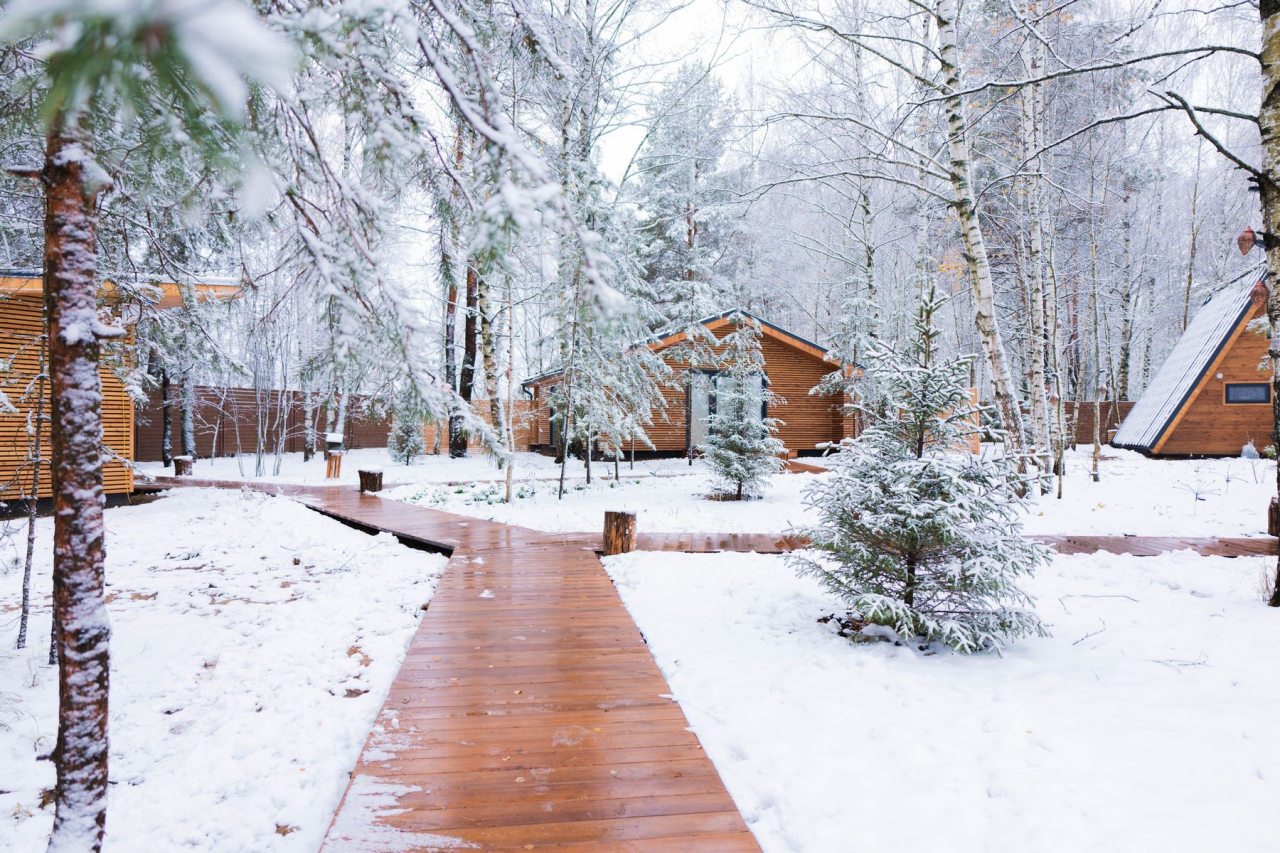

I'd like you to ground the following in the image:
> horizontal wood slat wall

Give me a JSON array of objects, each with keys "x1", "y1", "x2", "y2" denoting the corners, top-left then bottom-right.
[
  {"x1": 0, "y1": 295, "x2": 133, "y2": 499},
  {"x1": 421, "y1": 400, "x2": 536, "y2": 453},
  {"x1": 134, "y1": 386, "x2": 393, "y2": 463}
]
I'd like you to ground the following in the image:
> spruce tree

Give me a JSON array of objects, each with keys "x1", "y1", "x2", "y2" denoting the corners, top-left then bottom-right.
[
  {"x1": 790, "y1": 289, "x2": 1048, "y2": 653},
  {"x1": 387, "y1": 388, "x2": 426, "y2": 466},
  {"x1": 698, "y1": 315, "x2": 785, "y2": 500}
]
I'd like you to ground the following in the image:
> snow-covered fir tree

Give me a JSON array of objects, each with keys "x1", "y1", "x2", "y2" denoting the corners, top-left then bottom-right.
[
  {"x1": 790, "y1": 289, "x2": 1049, "y2": 653},
  {"x1": 387, "y1": 387, "x2": 427, "y2": 465},
  {"x1": 634, "y1": 64, "x2": 743, "y2": 334},
  {"x1": 699, "y1": 315, "x2": 785, "y2": 500}
]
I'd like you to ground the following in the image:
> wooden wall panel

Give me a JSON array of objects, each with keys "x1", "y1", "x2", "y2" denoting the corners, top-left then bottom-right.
[
  {"x1": 0, "y1": 295, "x2": 133, "y2": 499},
  {"x1": 134, "y1": 386, "x2": 394, "y2": 462},
  {"x1": 1157, "y1": 301, "x2": 1273, "y2": 456}
]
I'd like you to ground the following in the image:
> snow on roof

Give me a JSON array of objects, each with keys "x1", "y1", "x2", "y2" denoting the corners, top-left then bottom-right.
[{"x1": 1113, "y1": 270, "x2": 1264, "y2": 452}]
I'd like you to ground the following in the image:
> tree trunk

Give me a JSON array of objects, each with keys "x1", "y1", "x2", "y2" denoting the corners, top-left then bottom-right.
[
  {"x1": 159, "y1": 368, "x2": 172, "y2": 467},
  {"x1": 1019, "y1": 13, "x2": 1052, "y2": 486},
  {"x1": 479, "y1": 272, "x2": 505, "y2": 463},
  {"x1": 452, "y1": 263, "x2": 480, "y2": 458},
  {"x1": 936, "y1": 0, "x2": 1026, "y2": 454},
  {"x1": 181, "y1": 379, "x2": 196, "y2": 461},
  {"x1": 16, "y1": 330, "x2": 46, "y2": 650},
  {"x1": 1262, "y1": 0, "x2": 1280, "y2": 605},
  {"x1": 44, "y1": 119, "x2": 111, "y2": 853}
]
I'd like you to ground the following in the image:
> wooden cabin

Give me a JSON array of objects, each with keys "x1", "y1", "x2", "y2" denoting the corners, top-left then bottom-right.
[
  {"x1": 0, "y1": 273, "x2": 239, "y2": 501},
  {"x1": 522, "y1": 310, "x2": 853, "y2": 457},
  {"x1": 1113, "y1": 271, "x2": 1271, "y2": 457}
]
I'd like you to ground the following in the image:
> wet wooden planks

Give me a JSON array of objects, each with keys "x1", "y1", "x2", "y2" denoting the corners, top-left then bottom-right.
[{"x1": 295, "y1": 489, "x2": 759, "y2": 851}]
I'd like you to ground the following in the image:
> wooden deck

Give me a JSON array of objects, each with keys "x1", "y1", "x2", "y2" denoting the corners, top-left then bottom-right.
[{"x1": 281, "y1": 489, "x2": 759, "y2": 851}]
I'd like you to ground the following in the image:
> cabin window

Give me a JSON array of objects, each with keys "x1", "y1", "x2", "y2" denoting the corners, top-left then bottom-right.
[{"x1": 1225, "y1": 383, "x2": 1271, "y2": 404}]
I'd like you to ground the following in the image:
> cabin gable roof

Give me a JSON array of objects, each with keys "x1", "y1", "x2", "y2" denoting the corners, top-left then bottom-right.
[{"x1": 1112, "y1": 269, "x2": 1265, "y2": 453}]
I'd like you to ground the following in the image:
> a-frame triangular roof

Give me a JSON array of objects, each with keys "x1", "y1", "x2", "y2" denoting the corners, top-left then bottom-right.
[
  {"x1": 1113, "y1": 269, "x2": 1266, "y2": 454},
  {"x1": 521, "y1": 308, "x2": 836, "y2": 386}
]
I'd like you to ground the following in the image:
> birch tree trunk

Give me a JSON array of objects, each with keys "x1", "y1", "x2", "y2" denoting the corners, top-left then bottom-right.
[
  {"x1": 16, "y1": 330, "x2": 46, "y2": 650},
  {"x1": 1019, "y1": 13, "x2": 1051, "y2": 485},
  {"x1": 44, "y1": 117, "x2": 111, "y2": 853},
  {"x1": 478, "y1": 274, "x2": 506, "y2": 464},
  {"x1": 451, "y1": 263, "x2": 479, "y2": 457},
  {"x1": 1260, "y1": 0, "x2": 1280, "y2": 607},
  {"x1": 936, "y1": 0, "x2": 1026, "y2": 453}
]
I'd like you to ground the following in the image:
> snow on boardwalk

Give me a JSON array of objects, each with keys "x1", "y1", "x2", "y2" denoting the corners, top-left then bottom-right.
[{"x1": 158, "y1": 482, "x2": 759, "y2": 850}]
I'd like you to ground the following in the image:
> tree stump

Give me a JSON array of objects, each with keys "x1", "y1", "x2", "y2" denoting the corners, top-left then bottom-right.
[
  {"x1": 359, "y1": 469, "x2": 383, "y2": 493},
  {"x1": 173, "y1": 455, "x2": 193, "y2": 477},
  {"x1": 1269, "y1": 497, "x2": 1279, "y2": 537},
  {"x1": 603, "y1": 511, "x2": 637, "y2": 556},
  {"x1": 325, "y1": 451, "x2": 343, "y2": 480}
]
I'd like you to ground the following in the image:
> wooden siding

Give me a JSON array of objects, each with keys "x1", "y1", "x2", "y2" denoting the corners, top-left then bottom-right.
[
  {"x1": 0, "y1": 295, "x2": 133, "y2": 499},
  {"x1": 134, "y1": 386, "x2": 393, "y2": 462},
  {"x1": 421, "y1": 399, "x2": 537, "y2": 453},
  {"x1": 1156, "y1": 299, "x2": 1273, "y2": 456},
  {"x1": 527, "y1": 325, "x2": 847, "y2": 454}
]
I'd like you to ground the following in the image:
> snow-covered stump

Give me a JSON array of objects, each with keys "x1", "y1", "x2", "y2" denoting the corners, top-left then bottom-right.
[
  {"x1": 173, "y1": 455, "x2": 193, "y2": 477},
  {"x1": 603, "y1": 511, "x2": 637, "y2": 556},
  {"x1": 359, "y1": 468, "x2": 383, "y2": 493}
]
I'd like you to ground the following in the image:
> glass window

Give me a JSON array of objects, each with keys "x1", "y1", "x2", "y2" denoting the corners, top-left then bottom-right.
[{"x1": 1225, "y1": 383, "x2": 1271, "y2": 404}]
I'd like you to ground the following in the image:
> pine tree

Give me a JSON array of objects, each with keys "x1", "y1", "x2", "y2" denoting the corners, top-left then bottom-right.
[
  {"x1": 634, "y1": 64, "x2": 742, "y2": 333},
  {"x1": 699, "y1": 315, "x2": 786, "y2": 500},
  {"x1": 790, "y1": 288, "x2": 1048, "y2": 654}
]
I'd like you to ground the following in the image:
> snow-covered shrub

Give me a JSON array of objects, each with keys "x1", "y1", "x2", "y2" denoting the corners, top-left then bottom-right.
[
  {"x1": 789, "y1": 289, "x2": 1049, "y2": 654},
  {"x1": 698, "y1": 315, "x2": 786, "y2": 500},
  {"x1": 387, "y1": 390, "x2": 426, "y2": 465}
]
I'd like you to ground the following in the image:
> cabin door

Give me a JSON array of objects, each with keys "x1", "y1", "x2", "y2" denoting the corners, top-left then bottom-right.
[{"x1": 688, "y1": 373, "x2": 714, "y2": 449}]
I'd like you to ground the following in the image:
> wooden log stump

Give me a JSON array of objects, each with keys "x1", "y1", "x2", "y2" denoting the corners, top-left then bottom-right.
[
  {"x1": 359, "y1": 469, "x2": 383, "y2": 493},
  {"x1": 603, "y1": 511, "x2": 637, "y2": 556},
  {"x1": 173, "y1": 455, "x2": 193, "y2": 477},
  {"x1": 1269, "y1": 497, "x2": 1279, "y2": 537}
]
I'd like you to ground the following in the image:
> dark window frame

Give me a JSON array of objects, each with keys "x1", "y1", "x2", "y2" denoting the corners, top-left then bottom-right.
[{"x1": 1224, "y1": 382, "x2": 1271, "y2": 405}]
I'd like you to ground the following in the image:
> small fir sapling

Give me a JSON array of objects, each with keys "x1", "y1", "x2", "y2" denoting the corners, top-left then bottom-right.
[
  {"x1": 697, "y1": 315, "x2": 786, "y2": 500},
  {"x1": 387, "y1": 389, "x2": 427, "y2": 465},
  {"x1": 789, "y1": 288, "x2": 1049, "y2": 653}
]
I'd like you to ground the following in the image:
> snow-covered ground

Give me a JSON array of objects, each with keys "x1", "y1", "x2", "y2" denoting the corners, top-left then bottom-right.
[
  {"x1": 386, "y1": 464, "x2": 820, "y2": 533},
  {"x1": 605, "y1": 549, "x2": 1280, "y2": 853},
  {"x1": 387, "y1": 446, "x2": 1277, "y2": 537},
  {"x1": 136, "y1": 447, "x2": 695, "y2": 488},
  {"x1": 0, "y1": 489, "x2": 446, "y2": 852},
  {"x1": 1019, "y1": 448, "x2": 1275, "y2": 536}
]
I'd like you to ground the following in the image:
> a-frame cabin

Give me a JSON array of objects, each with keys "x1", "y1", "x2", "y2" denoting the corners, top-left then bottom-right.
[{"x1": 1113, "y1": 271, "x2": 1272, "y2": 457}]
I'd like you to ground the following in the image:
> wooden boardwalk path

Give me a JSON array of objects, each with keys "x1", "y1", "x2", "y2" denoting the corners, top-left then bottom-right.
[{"x1": 287, "y1": 489, "x2": 761, "y2": 851}]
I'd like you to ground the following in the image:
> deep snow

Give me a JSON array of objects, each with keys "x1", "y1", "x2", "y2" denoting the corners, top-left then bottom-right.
[
  {"x1": 604, "y1": 548, "x2": 1280, "y2": 853},
  {"x1": 0, "y1": 489, "x2": 446, "y2": 852}
]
